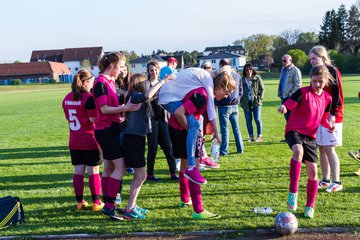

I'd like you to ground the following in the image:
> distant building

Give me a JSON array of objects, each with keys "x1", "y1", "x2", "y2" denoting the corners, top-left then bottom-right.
[
  {"x1": 198, "y1": 52, "x2": 246, "y2": 71},
  {"x1": 0, "y1": 62, "x2": 71, "y2": 85},
  {"x1": 129, "y1": 56, "x2": 167, "y2": 75},
  {"x1": 30, "y1": 47, "x2": 104, "y2": 77},
  {"x1": 203, "y1": 45, "x2": 246, "y2": 56}
]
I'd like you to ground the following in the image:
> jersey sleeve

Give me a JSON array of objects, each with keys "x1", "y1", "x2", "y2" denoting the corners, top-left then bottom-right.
[
  {"x1": 85, "y1": 96, "x2": 96, "y2": 118},
  {"x1": 328, "y1": 67, "x2": 342, "y2": 116},
  {"x1": 93, "y1": 82, "x2": 108, "y2": 107},
  {"x1": 284, "y1": 88, "x2": 302, "y2": 111}
]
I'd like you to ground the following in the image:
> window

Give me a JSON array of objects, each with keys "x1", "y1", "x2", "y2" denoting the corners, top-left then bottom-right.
[
  {"x1": 91, "y1": 66, "x2": 94, "y2": 70},
  {"x1": 211, "y1": 59, "x2": 216, "y2": 63},
  {"x1": 142, "y1": 64, "x2": 146, "y2": 68},
  {"x1": 131, "y1": 64, "x2": 135, "y2": 68},
  {"x1": 75, "y1": 67, "x2": 78, "y2": 71}
]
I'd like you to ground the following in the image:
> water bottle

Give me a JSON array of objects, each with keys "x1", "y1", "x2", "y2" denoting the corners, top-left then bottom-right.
[
  {"x1": 211, "y1": 139, "x2": 220, "y2": 163},
  {"x1": 252, "y1": 207, "x2": 272, "y2": 214}
]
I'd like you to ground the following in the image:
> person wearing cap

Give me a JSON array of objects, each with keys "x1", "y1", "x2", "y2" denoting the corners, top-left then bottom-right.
[
  {"x1": 214, "y1": 59, "x2": 244, "y2": 156},
  {"x1": 159, "y1": 57, "x2": 178, "y2": 80}
]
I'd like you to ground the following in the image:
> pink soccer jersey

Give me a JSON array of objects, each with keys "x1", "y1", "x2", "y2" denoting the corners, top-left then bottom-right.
[
  {"x1": 62, "y1": 92, "x2": 99, "y2": 150},
  {"x1": 284, "y1": 86, "x2": 332, "y2": 139},
  {"x1": 92, "y1": 75, "x2": 121, "y2": 130}
]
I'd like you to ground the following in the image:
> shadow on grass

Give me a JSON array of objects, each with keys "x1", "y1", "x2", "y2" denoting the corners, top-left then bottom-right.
[{"x1": 0, "y1": 146, "x2": 68, "y2": 160}]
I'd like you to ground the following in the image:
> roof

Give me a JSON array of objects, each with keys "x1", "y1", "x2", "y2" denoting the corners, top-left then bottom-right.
[
  {"x1": 129, "y1": 55, "x2": 167, "y2": 64},
  {"x1": 204, "y1": 45, "x2": 245, "y2": 52},
  {"x1": 0, "y1": 62, "x2": 70, "y2": 77},
  {"x1": 198, "y1": 52, "x2": 242, "y2": 60},
  {"x1": 62, "y1": 47, "x2": 103, "y2": 65},
  {"x1": 30, "y1": 49, "x2": 64, "y2": 62}
]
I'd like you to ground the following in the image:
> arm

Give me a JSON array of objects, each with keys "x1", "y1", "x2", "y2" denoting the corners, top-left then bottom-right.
[
  {"x1": 210, "y1": 118, "x2": 220, "y2": 143},
  {"x1": 145, "y1": 74, "x2": 175, "y2": 99},
  {"x1": 100, "y1": 97, "x2": 140, "y2": 114},
  {"x1": 258, "y1": 75, "x2": 265, "y2": 99},
  {"x1": 328, "y1": 67, "x2": 342, "y2": 120},
  {"x1": 174, "y1": 105, "x2": 188, "y2": 129},
  {"x1": 289, "y1": 67, "x2": 302, "y2": 96},
  {"x1": 85, "y1": 96, "x2": 97, "y2": 123}
]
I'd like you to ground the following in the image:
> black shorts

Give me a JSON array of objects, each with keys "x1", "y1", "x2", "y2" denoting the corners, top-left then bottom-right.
[
  {"x1": 95, "y1": 122, "x2": 123, "y2": 160},
  {"x1": 286, "y1": 131, "x2": 318, "y2": 163},
  {"x1": 123, "y1": 134, "x2": 146, "y2": 168},
  {"x1": 70, "y1": 149, "x2": 102, "y2": 166},
  {"x1": 169, "y1": 125, "x2": 199, "y2": 159}
]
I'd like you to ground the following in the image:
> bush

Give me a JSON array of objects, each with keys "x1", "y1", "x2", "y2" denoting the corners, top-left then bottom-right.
[
  {"x1": 48, "y1": 79, "x2": 57, "y2": 84},
  {"x1": 11, "y1": 79, "x2": 22, "y2": 85}
]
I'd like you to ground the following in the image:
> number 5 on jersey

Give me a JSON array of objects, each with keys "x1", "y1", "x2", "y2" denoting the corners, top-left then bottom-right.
[{"x1": 68, "y1": 109, "x2": 81, "y2": 131}]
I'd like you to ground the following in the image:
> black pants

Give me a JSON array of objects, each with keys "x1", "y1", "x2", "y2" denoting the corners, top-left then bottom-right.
[{"x1": 146, "y1": 119, "x2": 176, "y2": 176}]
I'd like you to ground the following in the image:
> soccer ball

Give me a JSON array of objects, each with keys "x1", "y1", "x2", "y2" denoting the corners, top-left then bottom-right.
[{"x1": 275, "y1": 212, "x2": 298, "y2": 235}]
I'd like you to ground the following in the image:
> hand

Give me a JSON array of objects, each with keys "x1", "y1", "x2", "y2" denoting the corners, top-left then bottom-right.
[
  {"x1": 125, "y1": 97, "x2": 141, "y2": 112},
  {"x1": 327, "y1": 124, "x2": 336, "y2": 133},
  {"x1": 278, "y1": 105, "x2": 287, "y2": 114},
  {"x1": 212, "y1": 132, "x2": 221, "y2": 143},
  {"x1": 165, "y1": 74, "x2": 176, "y2": 82},
  {"x1": 328, "y1": 114, "x2": 335, "y2": 125}
]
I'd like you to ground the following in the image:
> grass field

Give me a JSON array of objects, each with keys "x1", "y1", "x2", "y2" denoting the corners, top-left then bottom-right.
[{"x1": 0, "y1": 75, "x2": 359, "y2": 237}]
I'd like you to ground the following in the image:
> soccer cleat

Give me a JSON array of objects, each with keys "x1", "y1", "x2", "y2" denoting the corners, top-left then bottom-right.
[
  {"x1": 287, "y1": 192, "x2": 298, "y2": 212},
  {"x1": 199, "y1": 157, "x2": 220, "y2": 169},
  {"x1": 192, "y1": 210, "x2": 220, "y2": 220},
  {"x1": 76, "y1": 201, "x2": 88, "y2": 210},
  {"x1": 255, "y1": 136, "x2": 263, "y2": 142},
  {"x1": 170, "y1": 174, "x2": 179, "y2": 181},
  {"x1": 318, "y1": 179, "x2": 331, "y2": 189},
  {"x1": 115, "y1": 193, "x2": 122, "y2": 204},
  {"x1": 178, "y1": 199, "x2": 192, "y2": 208},
  {"x1": 146, "y1": 175, "x2": 162, "y2": 182},
  {"x1": 184, "y1": 167, "x2": 207, "y2": 184},
  {"x1": 92, "y1": 202, "x2": 104, "y2": 211},
  {"x1": 304, "y1": 206, "x2": 315, "y2": 219},
  {"x1": 123, "y1": 208, "x2": 146, "y2": 220},
  {"x1": 325, "y1": 182, "x2": 343, "y2": 193},
  {"x1": 248, "y1": 137, "x2": 255, "y2": 142},
  {"x1": 135, "y1": 205, "x2": 149, "y2": 214},
  {"x1": 102, "y1": 206, "x2": 124, "y2": 221},
  {"x1": 348, "y1": 150, "x2": 360, "y2": 162}
]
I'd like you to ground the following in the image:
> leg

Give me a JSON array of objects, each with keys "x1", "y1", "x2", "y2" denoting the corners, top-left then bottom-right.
[
  {"x1": 105, "y1": 158, "x2": 126, "y2": 210},
  {"x1": 319, "y1": 146, "x2": 331, "y2": 180},
  {"x1": 324, "y1": 146, "x2": 340, "y2": 182},
  {"x1": 218, "y1": 106, "x2": 230, "y2": 156},
  {"x1": 87, "y1": 165, "x2": 102, "y2": 206},
  {"x1": 185, "y1": 114, "x2": 200, "y2": 167},
  {"x1": 73, "y1": 165, "x2": 86, "y2": 204},
  {"x1": 305, "y1": 161, "x2": 318, "y2": 211},
  {"x1": 243, "y1": 109, "x2": 254, "y2": 140},
  {"x1": 253, "y1": 105, "x2": 263, "y2": 138},
  {"x1": 229, "y1": 105, "x2": 244, "y2": 153},
  {"x1": 125, "y1": 167, "x2": 147, "y2": 216},
  {"x1": 146, "y1": 119, "x2": 159, "y2": 177},
  {"x1": 158, "y1": 121, "x2": 177, "y2": 176}
]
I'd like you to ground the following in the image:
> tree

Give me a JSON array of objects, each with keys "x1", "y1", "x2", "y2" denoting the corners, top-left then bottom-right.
[
  {"x1": 236, "y1": 34, "x2": 273, "y2": 60},
  {"x1": 80, "y1": 59, "x2": 91, "y2": 70},
  {"x1": 271, "y1": 35, "x2": 288, "y2": 49},
  {"x1": 280, "y1": 29, "x2": 301, "y2": 45},
  {"x1": 287, "y1": 49, "x2": 307, "y2": 68},
  {"x1": 14, "y1": 60, "x2": 22, "y2": 63},
  {"x1": 336, "y1": 4, "x2": 348, "y2": 51},
  {"x1": 346, "y1": 4, "x2": 360, "y2": 54},
  {"x1": 297, "y1": 32, "x2": 319, "y2": 44},
  {"x1": 128, "y1": 51, "x2": 138, "y2": 61},
  {"x1": 319, "y1": 10, "x2": 333, "y2": 48}
]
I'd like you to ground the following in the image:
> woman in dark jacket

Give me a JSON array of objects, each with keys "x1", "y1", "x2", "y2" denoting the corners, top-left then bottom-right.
[{"x1": 240, "y1": 63, "x2": 265, "y2": 142}]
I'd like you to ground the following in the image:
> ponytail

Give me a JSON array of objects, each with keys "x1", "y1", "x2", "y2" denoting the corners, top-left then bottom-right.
[{"x1": 71, "y1": 70, "x2": 92, "y2": 100}]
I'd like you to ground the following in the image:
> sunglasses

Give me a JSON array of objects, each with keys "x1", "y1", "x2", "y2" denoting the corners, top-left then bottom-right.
[
  {"x1": 282, "y1": 59, "x2": 287, "y2": 62},
  {"x1": 203, "y1": 66, "x2": 211, "y2": 70},
  {"x1": 245, "y1": 68, "x2": 252, "y2": 71}
]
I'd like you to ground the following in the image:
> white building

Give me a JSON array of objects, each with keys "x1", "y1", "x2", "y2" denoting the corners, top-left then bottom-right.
[
  {"x1": 198, "y1": 52, "x2": 247, "y2": 71},
  {"x1": 130, "y1": 56, "x2": 167, "y2": 75}
]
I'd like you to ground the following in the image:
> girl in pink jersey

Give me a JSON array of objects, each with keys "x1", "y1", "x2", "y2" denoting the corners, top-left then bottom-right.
[
  {"x1": 62, "y1": 70, "x2": 103, "y2": 211},
  {"x1": 92, "y1": 52, "x2": 140, "y2": 221},
  {"x1": 278, "y1": 65, "x2": 334, "y2": 219}
]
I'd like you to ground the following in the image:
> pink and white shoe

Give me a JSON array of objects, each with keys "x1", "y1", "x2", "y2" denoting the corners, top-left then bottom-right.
[
  {"x1": 184, "y1": 167, "x2": 207, "y2": 184},
  {"x1": 199, "y1": 157, "x2": 220, "y2": 169}
]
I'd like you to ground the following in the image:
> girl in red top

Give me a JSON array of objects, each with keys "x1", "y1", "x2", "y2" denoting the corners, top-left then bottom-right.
[
  {"x1": 62, "y1": 70, "x2": 103, "y2": 211},
  {"x1": 278, "y1": 65, "x2": 334, "y2": 219},
  {"x1": 92, "y1": 52, "x2": 140, "y2": 221}
]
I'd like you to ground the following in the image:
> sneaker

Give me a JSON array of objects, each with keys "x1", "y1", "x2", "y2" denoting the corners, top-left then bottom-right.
[
  {"x1": 199, "y1": 157, "x2": 220, "y2": 169},
  {"x1": 126, "y1": 168, "x2": 135, "y2": 174},
  {"x1": 170, "y1": 174, "x2": 179, "y2": 181},
  {"x1": 192, "y1": 209, "x2": 220, "y2": 220},
  {"x1": 287, "y1": 192, "x2": 298, "y2": 212},
  {"x1": 280, "y1": 139, "x2": 287, "y2": 143},
  {"x1": 147, "y1": 175, "x2": 162, "y2": 182},
  {"x1": 184, "y1": 167, "x2": 207, "y2": 184},
  {"x1": 199, "y1": 166, "x2": 206, "y2": 171},
  {"x1": 92, "y1": 202, "x2": 104, "y2": 211},
  {"x1": 304, "y1": 206, "x2": 315, "y2": 218},
  {"x1": 76, "y1": 201, "x2": 88, "y2": 210},
  {"x1": 135, "y1": 205, "x2": 149, "y2": 214},
  {"x1": 325, "y1": 182, "x2": 343, "y2": 193},
  {"x1": 175, "y1": 158, "x2": 181, "y2": 172},
  {"x1": 248, "y1": 137, "x2": 255, "y2": 142},
  {"x1": 102, "y1": 206, "x2": 124, "y2": 221},
  {"x1": 255, "y1": 136, "x2": 263, "y2": 142},
  {"x1": 178, "y1": 200, "x2": 192, "y2": 208},
  {"x1": 114, "y1": 206, "x2": 124, "y2": 214},
  {"x1": 348, "y1": 150, "x2": 360, "y2": 162},
  {"x1": 355, "y1": 169, "x2": 360, "y2": 176},
  {"x1": 318, "y1": 179, "x2": 331, "y2": 189},
  {"x1": 123, "y1": 208, "x2": 146, "y2": 220},
  {"x1": 115, "y1": 193, "x2": 122, "y2": 204}
]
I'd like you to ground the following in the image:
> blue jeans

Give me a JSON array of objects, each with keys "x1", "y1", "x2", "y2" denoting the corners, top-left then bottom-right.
[
  {"x1": 218, "y1": 105, "x2": 244, "y2": 155},
  {"x1": 243, "y1": 101, "x2": 263, "y2": 138},
  {"x1": 162, "y1": 101, "x2": 199, "y2": 166}
]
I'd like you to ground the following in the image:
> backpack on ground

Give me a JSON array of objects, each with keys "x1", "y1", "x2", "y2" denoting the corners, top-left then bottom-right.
[{"x1": 0, "y1": 196, "x2": 25, "y2": 230}]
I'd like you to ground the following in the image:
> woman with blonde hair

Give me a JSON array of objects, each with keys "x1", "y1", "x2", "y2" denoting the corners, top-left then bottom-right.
[{"x1": 309, "y1": 46, "x2": 344, "y2": 193}]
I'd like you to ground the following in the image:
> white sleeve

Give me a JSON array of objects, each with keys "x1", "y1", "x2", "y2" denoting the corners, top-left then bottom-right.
[{"x1": 203, "y1": 76, "x2": 217, "y2": 121}]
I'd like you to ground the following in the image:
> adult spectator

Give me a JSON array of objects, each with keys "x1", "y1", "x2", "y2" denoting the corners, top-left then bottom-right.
[
  {"x1": 214, "y1": 59, "x2": 244, "y2": 156},
  {"x1": 159, "y1": 57, "x2": 178, "y2": 80}
]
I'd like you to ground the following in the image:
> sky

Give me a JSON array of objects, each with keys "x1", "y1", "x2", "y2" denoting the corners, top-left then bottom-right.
[{"x1": 0, "y1": 0, "x2": 357, "y2": 62}]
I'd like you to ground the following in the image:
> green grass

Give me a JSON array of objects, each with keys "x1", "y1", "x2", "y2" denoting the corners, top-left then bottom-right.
[{"x1": 0, "y1": 76, "x2": 359, "y2": 236}]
